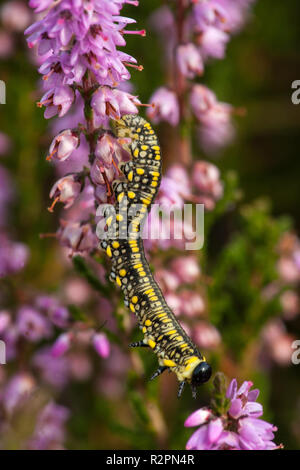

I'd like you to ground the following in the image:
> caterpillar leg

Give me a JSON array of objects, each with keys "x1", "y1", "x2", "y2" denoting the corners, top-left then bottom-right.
[
  {"x1": 149, "y1": 366, "x2": 168, "y2": 381},
  {"x1": 177, "y1": 381, "x2": 186, "y2": 398},
  {"x1": 191, "y1": 385, "x2": 197, "y2": 400},
  {"x1": 129, "y1": 341, "x2": 149, "y2": 348}
]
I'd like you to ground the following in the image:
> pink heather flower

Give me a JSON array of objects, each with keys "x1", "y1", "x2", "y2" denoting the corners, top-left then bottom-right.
[
  {"x1": 29, "y1": 0, "x2": 53, "y2": 13},
  {"x1": 63, "y1": 278, "x2": 91, "y2": 305},
  {"x1": 262, "y1": 320, "x2": 296, "y2": 366},
  {"x1": 57, "y1": 221, "x2": 98, "y2": 254},
  {"x1": 0, "y1": 30, "x2": 14, "y2": 59},
  {"x1": 51, "y1": 333, "x2": 72, "y2": 358},
  {"x1": 170, "y1": 256, "x2": 200, "y2": 284},
  {"x1": 280, "y1": 290, "x2": 299, "y2": 321},
  {"x1": 49, "y1": 175, "x2": 82, "y2": 212},
  {"x1": 199, "y1": 103, "x2": 235, "y2": 153},
  {"x1": 191, "y1": 0, "x2": 255, "y2": 60},
  {"x1": 0, "y1": 1, "x2": 31, "y2": 32},
  {"x1": 93, "y1": 332, "x2": 110, "y2": 358},
  {"x1": 0, "y1": 310, "x2": 11, "y2": 333},
  {"x1": 164, "y1": 293, "x2": 182, "y2": 317},
  {"x1": 277, "y1": 257, "x2": 300, "y2": 283},
  {"x1": 33, "y1": 347, "x2": 70, "y2": 389},
  {"x1": 28, "y1": 402, "x2": 70, "y2": 450},
  {"x1": 199, "y1": 26, "x2": 229, "y2": 60},
  {"x1": 164, "y1": 165, "x2": 194, "y2": 202},
  {"x1": 69, "y1": 352, "x2": 93, "y2": 382},
  {"x1": 47, "y1": 129, "x2": 80, "y2": 162},
  {"x1": 49, "y1": 305, "x2": 70, "y2": 328},
  {"x1": 0, "y1": 234, "x2": 29, "y2": 277},
  {"x1": 190, "y1": 84, "x2": 234, "y2": 153},
  {"x1": 16, "y1": 306, "x2": 52, "y2": 342},
  {"x1": 179, "y1": 291, "x2": 205, "y2": 318},
  {"x1": 38, "y1": 86, "x2": 75, "y2": 119},
  {"x1": 91, "y1": 87, "x2": 140, "y2": 121},
  {"x1": 25, "y1": 0, "x2": 141, "y2": 89},
  {"x1": 154, "y1": 269, "x2": 181, "y2": 292},
  {"x1": 90, "y1": 157, "x2": 115, "y2": 187},
  {"x1": 193, "y1": 161, "x2": 224, "y2": 200},
  {"x1": 176, "y1": 43, "x2": 204, "y2": 78},
  {"x1": 185, "y1": 378, "x2": 279, "y2": 450},
  {"x1": 193, "y1": 322, "x2": 221, "y2": 349},
  {"x1": 3, "y1": 373, "x2": 35, "y2": 414},
  {"x1": 155, "y1": 175, "x2": 185, "y2": 210},
  {"x1": 35, "y1": 294, "x2": 70, "y2": 328},
  {"x1": 147, "y1": 87, "x2": 180, "y2": 126}
]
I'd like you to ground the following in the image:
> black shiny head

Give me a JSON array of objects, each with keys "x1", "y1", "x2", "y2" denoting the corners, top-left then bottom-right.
[{"x1": 191, "y1": 361, "x2": 212, "y2": 386}]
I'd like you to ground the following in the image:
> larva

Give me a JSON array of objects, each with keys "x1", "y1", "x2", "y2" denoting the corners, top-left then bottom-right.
[{"x1": 101, "y1": 115, "x2": 212, "y2": 398}]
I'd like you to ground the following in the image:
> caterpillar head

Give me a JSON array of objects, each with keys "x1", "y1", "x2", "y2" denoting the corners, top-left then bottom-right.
[{"x1": 191, "y1": 361, "x2": 212, "y2": 387}]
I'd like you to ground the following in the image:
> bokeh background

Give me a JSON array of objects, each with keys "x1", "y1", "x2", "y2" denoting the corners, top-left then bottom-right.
[{"x1": 0, "y1": 0, "x2": 300, "y2": 450}]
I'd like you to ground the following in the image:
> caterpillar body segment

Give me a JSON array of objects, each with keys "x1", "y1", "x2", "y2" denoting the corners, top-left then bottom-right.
[{"x1": 103, "y1": 114, "x2": 211, "y2": 396}]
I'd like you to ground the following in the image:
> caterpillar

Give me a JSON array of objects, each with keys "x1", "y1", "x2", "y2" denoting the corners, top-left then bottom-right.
[{"x1": 101, "y1": 115, "x2": 212, "y2": 398}]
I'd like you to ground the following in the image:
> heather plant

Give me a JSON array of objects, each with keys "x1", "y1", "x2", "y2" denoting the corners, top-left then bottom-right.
[{"x1": 0, "y1": 0, "x2": 299, "y2": 450}]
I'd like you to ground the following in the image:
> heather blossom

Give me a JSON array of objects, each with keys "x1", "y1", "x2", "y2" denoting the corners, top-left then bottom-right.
[
  {"x1": 185, "y1": 375, "x2": 280, "y2": 450},
  {"x1": 147, "y1": 87, "x2": 179, "y2": 126},
  {"x1": 147, "y1": 1, "x2": 255, "y2": 151},
  {"x1": 25, "y1": 0, "x2": 145, "y2": 257}
]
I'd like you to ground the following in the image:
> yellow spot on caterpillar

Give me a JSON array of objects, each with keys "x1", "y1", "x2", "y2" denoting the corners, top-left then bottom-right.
[
  {"x1": 119, "y1": 269, "x2": 126, "y2": 277},
  {"x1": 132, "y1": 296, "x2": 138, "y2": 304},
  {"x1": 106, "y1": 246, "x2": 112, "y2": 257},
  {"x1": 137, "y1": 127, "x2": 141, "y2": 133},
  {"x1": 155, "y1": 155, "x2": 161, "y2": 161},
  {"x1": 128, "y1": 191, "x2": 135, "y2": 199},
  {"x1": 151, "y1": 181, "x2": 158, "y2": 187},
  {"x1": 176, "y1": 336, "x2": 183, "y2": 342},
  {"x1": 152, "y1": 146, "x2": 160, "y2": 151},
  {"x1": 117, "y1": 192, "x2": 124, "y2": 202},
  {"x1": 112, "y1": 241, "x2": 120, "y2": 249},
  {"x1": 167, "y1": 330, "x2": 176, "y2": 335},
  {"x1": 106, "y1": 216, "x2": 113, "y2": 227},
  {"x1": 136, "y1": 168, "x2": 144, "y2": 175},
  {"x1": 133, "y1": 149, "x2": 139, "y2": 158},
  {"x1": 139, "y1": 272, "x2": 146, "y2": 277},
  {"x1": 141, "y1": 198, "x2": 151, "y2": 205},
  {"x1": 116, "y1": 276, "x2": 121, "y2": 287},
  {"x1": 130, "y1": 303, "x2": 135, "y2": 312},
  {"x1": 164, "y1": 359, "x2": 176, "y2": 368},
  {"x1": 185, "y1": 356, "x2": 199, "y2": 365},
  {"x1": 128, "y1": 171, "x2": 133, "y2": 181},
  {"x1": 141, "y1": 145, "x2": 149, "y2": 150},
  {"x1": 132, "y1": 247, "x2": 139, "y2": 253},
  {"x1": 142, "y1": 327, "x2": 147, "y2": 333},
  {"x1": 116, "y1": 214, "x2": 123, "y2": 221},
  {"x1": 145, "y1": 319, "x2": 152, "y2": 326},
  {"x1": 152, "y1": 171, "x2": 160, "y2": 177},
  {"x1": 148, "y1": 340, "x2": 156, "y2": 349},
  {"x1": 145, "y1": 288, "x2": 154, "y2": 294}
]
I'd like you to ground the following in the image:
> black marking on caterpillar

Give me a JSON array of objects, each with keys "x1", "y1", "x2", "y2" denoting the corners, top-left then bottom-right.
[{"x1": 103, "y1": 115, "x2": 212, "y2": 398}]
